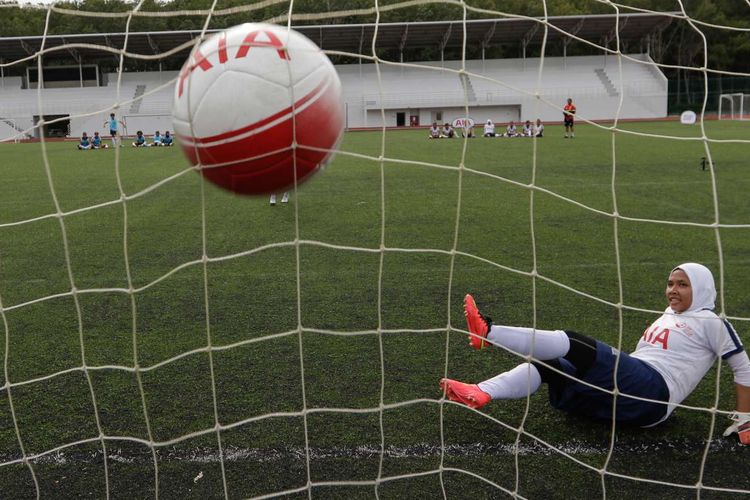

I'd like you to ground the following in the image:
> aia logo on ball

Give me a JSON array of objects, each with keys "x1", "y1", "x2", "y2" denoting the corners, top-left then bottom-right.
[
  {"x1": 451, "y1": 117, "x2": 475, "y2": 129},
  {"x1": 176, "y1": 29, "x2": 290, "y2": 99},
  {"x1": 172, "y1": 23, "x2": 345, "y2": 196}
]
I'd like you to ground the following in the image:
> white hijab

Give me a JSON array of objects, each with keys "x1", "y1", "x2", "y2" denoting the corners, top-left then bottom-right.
[{"x1": 672, "y1": 262, "x2": 716, "y2": 312}]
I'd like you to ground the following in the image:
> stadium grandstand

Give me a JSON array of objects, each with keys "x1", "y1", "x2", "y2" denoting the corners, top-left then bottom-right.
[{"x1": 0, "y1": 13, "x2": 673, "y2": 141}]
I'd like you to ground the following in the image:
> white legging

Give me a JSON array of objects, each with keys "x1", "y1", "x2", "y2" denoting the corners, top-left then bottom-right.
[
  {"x1": 477, "y1": 326, "x2": 572, "y2": 400},
  {"x1": 487, "y1": 325, "x2": 570, "y2": 359},
  {"x1": 478, "y1": 363, "x2": 542, "y2": 399}
]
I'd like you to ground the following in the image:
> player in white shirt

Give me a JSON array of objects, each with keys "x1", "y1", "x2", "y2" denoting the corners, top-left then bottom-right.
[
  {"x1": 521, "y1": 120, "x2": 533, "y2": 137},
  {"x1": 504, "y1": 121, "x2": 518, "y2": 137},
  {"x1": 441, "y1": 123, "x2": 455, "y2": 138},
  {"x1": 440, "y1": 263, "x2": 750, "y2": 442},
  {"x1": 428, "y1": 122, "x2": 441, "y2": 139},
  {"x1": 534, "y1": 118, "x2": 544, "y2": 137},
  {"x1": 483, "y1": 120, "x2": 496, "y2": 137}
]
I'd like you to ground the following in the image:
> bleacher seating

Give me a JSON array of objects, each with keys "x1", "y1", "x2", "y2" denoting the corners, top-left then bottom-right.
[{"x1": 339, "y1": 54, "x2": 667, "y2": 127}]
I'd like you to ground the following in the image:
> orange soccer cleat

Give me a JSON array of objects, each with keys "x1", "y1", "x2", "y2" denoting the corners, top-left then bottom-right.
[
  {"x1": 439, "y1": 378, "x2": 491, "y2": 409},
  {"x1": 741, "y1": 425, "x2": 750, "y2": 446},
  {"x1": 464, "y1": 294, "x2": 492, "y2": 350}
]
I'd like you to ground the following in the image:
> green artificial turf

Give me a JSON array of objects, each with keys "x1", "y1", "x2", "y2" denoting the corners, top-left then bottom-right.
[{"x1": 0, "y1": 120, "x2": 748, "y2": 498}]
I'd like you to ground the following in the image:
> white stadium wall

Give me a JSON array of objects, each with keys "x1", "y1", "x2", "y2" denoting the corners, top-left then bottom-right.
[
  {"x1": 0, "y1": 54, "x2": 667, "y2": 140},
  {"x1": 341, "y1": 54, "x2": 668, "y2": 128}
]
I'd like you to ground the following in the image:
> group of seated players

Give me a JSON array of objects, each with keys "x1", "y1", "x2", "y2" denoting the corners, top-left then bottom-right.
[
  {"x1": 76, "y1": 131, "x2": 108, "y2": 150},
  {"x1": 131, "y1": 130, "x2": 174, "y2": 147},
  {"x1": 428, "y1": 119, "x2": 544, "y2": 139},
  {"x1": 428, "y1": 122, "x2": 466, "y2": 139},
  {"x1": 77, "y1": 130, "x2": 174, "y2": 149},
  {"x1": 482, "y1": 119, "x2": 544, "y2": 138}
]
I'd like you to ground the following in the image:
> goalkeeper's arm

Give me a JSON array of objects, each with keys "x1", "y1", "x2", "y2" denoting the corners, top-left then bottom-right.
[{"x1": 723, "y1": 351, "x2": 750, "y2": 444}]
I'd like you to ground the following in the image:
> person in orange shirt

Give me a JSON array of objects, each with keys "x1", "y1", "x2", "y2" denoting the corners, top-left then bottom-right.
[{"x1": 563, "y1": 97, "x2": 576, "y2": 138}]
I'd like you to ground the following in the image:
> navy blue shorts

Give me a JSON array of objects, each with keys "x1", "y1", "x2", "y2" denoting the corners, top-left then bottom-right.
[
  {"x1": 110, "y1": 129, "x2": 117, "y2": 137},
  {"x1": 545, "y1": 341, "x2": 669, "y2": 427}
]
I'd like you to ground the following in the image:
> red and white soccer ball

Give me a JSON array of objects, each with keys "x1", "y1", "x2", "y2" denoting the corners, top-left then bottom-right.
[{"x1": 172, "y1": 23, "x2": 344, "y2": 195}]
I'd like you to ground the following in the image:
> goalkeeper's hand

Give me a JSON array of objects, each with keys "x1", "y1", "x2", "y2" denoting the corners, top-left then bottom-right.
[{"x1": 723, "y1": 412, "x2": 750, "y2": 445}]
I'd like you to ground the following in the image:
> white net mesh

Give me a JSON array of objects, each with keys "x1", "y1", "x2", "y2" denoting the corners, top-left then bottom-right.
[{"x1": 1, "y1": 0, "x2": 749, "y2": 498}]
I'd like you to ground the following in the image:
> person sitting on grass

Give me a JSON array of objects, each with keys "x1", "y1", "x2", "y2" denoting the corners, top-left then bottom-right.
[
  {"x1": 91, "y1": 131, "x2": 108, "y2": 149},
  {"x1": 483, "y1": 119, "x2": 496, "y2": 137},
  {"x1": 504, "y1": 121, "x2": 518, "y2": 137},
  {"x1": 440, "y1": 263, "x2": 750, "y2": 443},
  {"x1": 162, "y1": 130, "x2": 174, "y2": 146},
  {"x1": 534, "y1": 118, "x2": 545, "y2": 138},
  {"x1": 77, "y1": 132, "x2": 91, "y2": 150},
  {"x1": 441, "y1": 123, "x2": 455, "y2": 138},
  {"x1": 428, "y1": 122, "x2": 441, "y2": 139},
  {"x1": 152, "y1": 130, "x2": 163, "y2": 146},
  {"x1": 132, "y1": 130, "x2": 148, "y2": 147},
  {"x1": 521, "y1": 120, "x2": 533, "y2": 137}
]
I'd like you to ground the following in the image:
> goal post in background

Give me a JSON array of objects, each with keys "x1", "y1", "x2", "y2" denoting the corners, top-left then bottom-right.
[
  {"x1": 718, "y1": 93, "x2": 749, "y2": 120},
  {"x1": 0, "y1": 1, "x2": 749, "y2": 498}
]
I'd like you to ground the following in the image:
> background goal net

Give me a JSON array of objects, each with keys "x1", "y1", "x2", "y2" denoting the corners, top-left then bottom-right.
[
  {"x1": 0, "y1": 0, "x2": 749, "y2": 498},
  {"x1": 719, "y1": 93, "x2": 750, "y2": 120}
]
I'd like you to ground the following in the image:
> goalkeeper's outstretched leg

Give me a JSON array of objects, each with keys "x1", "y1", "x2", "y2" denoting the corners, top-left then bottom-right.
[{"x1": 444, "y1": 264, "x2": 750, "y2": 436}]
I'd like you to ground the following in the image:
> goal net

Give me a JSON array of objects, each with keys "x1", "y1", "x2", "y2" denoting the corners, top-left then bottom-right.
[
  {"x1": 718, "y1": 93, "x2": 750, "y2": 120},
  {"x1": 1, "y1": 1, "x2": 749, "y2": 498}
]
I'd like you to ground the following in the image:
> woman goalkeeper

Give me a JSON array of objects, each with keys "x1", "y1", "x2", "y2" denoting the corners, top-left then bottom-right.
[{"x1": 441, "y1": 263, "x2": 750, "y2": 443}]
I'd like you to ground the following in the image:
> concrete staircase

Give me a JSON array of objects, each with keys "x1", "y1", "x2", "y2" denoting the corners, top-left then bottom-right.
[
  {"x1": 0, "y1": 117, "x2": 31, "y2": 140},
  {"x1": 594, "y1": 68, "x2": 619, "y2": 97},
  {"x1": 458, "y1": 72, "x2": 477, "y2": 102},
  {"x1": 129, "y1": 84, "x2": 147, "y2": 114}
]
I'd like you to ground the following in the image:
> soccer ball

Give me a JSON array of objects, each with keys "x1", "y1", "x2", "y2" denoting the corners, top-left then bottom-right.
[{"x1": 172, "y1": 23, "x2": 344, "y2": 195}]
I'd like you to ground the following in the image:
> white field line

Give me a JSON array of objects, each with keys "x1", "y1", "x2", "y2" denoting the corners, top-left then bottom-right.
[{"x1": 2, "y1": 438, "x2": 744, "y2": 466}]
